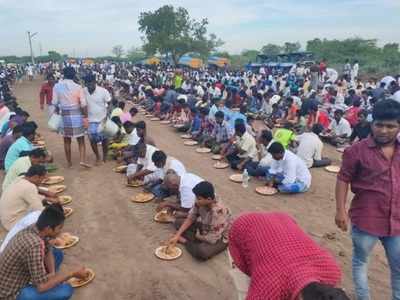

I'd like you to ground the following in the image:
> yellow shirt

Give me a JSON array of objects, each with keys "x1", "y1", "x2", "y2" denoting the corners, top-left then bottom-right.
[
  {"x1": 2, "y1": 156, "x2": 31, "y2": 191},
  {"x1": 236, "y1": 132, "x2": 258, "y2": 160}
]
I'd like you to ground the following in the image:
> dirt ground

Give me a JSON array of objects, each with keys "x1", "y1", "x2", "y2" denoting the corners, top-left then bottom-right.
[{"x1": 0, "y1": 78, "x2": 392, "y2": 300}]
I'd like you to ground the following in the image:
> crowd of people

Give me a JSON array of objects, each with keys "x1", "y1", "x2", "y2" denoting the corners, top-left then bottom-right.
[{"x1": 0, "y1": 59, "x2": 399, "y2": 299}]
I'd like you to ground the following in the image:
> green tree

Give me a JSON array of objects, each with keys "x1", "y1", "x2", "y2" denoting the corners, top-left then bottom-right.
[
  {"x1": 112, "y1": 45, "x2": 124, "y2": 58},
  {"x1": 138, "y1": 5, "x2": 223, "y2": 65},
  {"x1": 47, "y1": 51, "x2": 62, "y2": 61},
  {"x1": 261, "y1": 44, "x2": 283, "y2": 56},
  {"x1": 126, "y1": 46, "x2": 146, "y2": 62},
  {"x1": 283, "y1": 42, "x2": 301, "y2": 53}
]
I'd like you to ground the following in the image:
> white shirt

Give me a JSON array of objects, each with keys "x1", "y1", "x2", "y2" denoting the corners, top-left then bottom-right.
[
  {"x1": 329, "y1": 118, "x2": 352, "y2": 137},
  {"x1": 179, "y1": 173, "x2": 203, "y2": 209},
  {"x1": 52, "y1": 79, "x2": 87, "y2": 109},
  {"x1": 85, "y1": 86, "x2": 111, "y2": 122},
  {"x1": 269, "y1": 150, "x2": 311, "y2": 188},
  {"x1": 391, "y1": 90, "x2": 400, "y2": 103},
  {"x1": 295, "y1": 132, "x2": 323, "y2": 168},
  {"x1": 164, "y1": 157, "x2": 186, "y2": 177},
  {"x1": 258, "y1": 140, "x2": 275, "y2": 167},
  {"x1": 137, "y1": 144, "x2": 158, "y2": 172},
  {"x1": 128, "y1": 129, "x2": 140, "y2": 146},
  {"x1": 0, "y1": 211, "x2": 41, "y2": 253}
]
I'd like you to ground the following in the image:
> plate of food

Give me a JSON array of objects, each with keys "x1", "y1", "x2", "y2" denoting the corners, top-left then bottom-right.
[
  {"x1": 180, "y1": 134, "x2": 192, "y2": 139},
  {"x1": 150, "y1": 117, "x2": 161, "y2": 121},
  {"x1": 154, "y1": 210, "x2": 175, "y2": 223},
  {"x1": 53, "y1": 233, "x2": 79, "y2": 250},
  {"x1": 59, "y1": 195, "x2": 72, "y2": 206},
  {"x1": 184, "y1": 140, "x2": 198, "y2": 146},
  {"x1": 155, "y1": 245, "x2": 182, "y2": 261},
  {"x1": 255, "y1": 186, "x2": 278, "y2": 196},
  {"x1": 229, "y1": 174, "x2": 246, "y2": 183},
  {"x1": 211, "y1": 154, "x2": 222, "y2": 160},
  {"x1": 145, "y1": 114, "x2": 153, "y2": 118},
  {"x1": 63, "y1": 207, "x2": 74, "y2": 218},
  {"x1": 325, "y1": 165, "x2": 341, "y2": 173},
  {"x1": 43, "y1": 176, "x2": 65, "y2": 185},
  {"x1": 196, "y1": 147, "x2": 211, "y2": 153},
  {"x1": 214, "y1": 162, "x2": 229, "y2": 169},
  {"x1": 131, "y1": 193, "x2": 155, "y2": 203},
  {"x1": 126, "y1": 180, "x2": 144, "y2": 188},
  {"x1": 67, "y1": 268, "x2": 96, "y2": 288},
  {"x1": 48, "y1": 185, "x2": 66, "y2": 194},
  {"x1": 113, "y1": 165, "x2": 128, "y2": 173},
  {"x1": 160, "y1": 120, "x2": 171, "y2": 125}
]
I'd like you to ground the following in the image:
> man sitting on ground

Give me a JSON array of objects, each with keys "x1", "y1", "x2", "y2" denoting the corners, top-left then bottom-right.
[
  {"x1": 0, "y1": 125, "x2": 22, "y2": 169},
  {"x1": 167, "y1": 181, "x2": 232, "y2": 261},
  {"x1": 203, "y1": 111, "x2": 233, "y2": 154},
  {"x1": 323, "y1": 109, "x2": 352, "y2": 146},
  {"x1": 245, "y1": 129, "x2": 275, "y2": 177},
  {"x1": 295, "y1": 124, "x2": 331, "y2": 168},
  {"x1": 0, "y1": 165, "x2": 58, "y2": 231},
  {"x1": 0, "y1": 204, "x2": 87, "y2": 300},
  {"x1": 265, "y1": 142, "x2": 311, "y2": 194},
  {"x1": 2, "y1": 148, "x2": 47, "y2": 191},
  {"x1": 157, "y1": 171, "x2": 203, "y2": 218},
  {"x1": 126, "y1": 142, "x2": 159, "y2": 184}
]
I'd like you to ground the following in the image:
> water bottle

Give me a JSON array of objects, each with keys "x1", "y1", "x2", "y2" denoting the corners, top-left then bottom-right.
[{"x1": 242, "y1": 169, "x2": 249, "y2": 188}]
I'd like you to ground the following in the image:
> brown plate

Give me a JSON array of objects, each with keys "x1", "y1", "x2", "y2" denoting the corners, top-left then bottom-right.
[
  {"x1": 113, "y1": 165, "x2": 127, "y2": 173},
  {"x1": 211, "y1": 154, "x2": 222, "y2": 160},
  {"x1": 53, "y1": 233, "x2": 79, "y2": 249},
  {"x1": 229, "y1": 174, "x2": 244, "y2": 183},
  {"x1": 131, "y1": 193, "x2": 155, "y2": 203},
  {"x1": 154, "y1": 211, "x2": 175, "y2": 223},
  {"x1": 48, "y1": 185, "x2": 66, "y2": 194},
  {"x1": 150, "y1": 117, "x2": 160, "y2": 121},
  {"x1": 180, "y1": 134, "x2": 192, "y2": 139},
  {"x1": 126, "y1": 181, "x2": 144, "y2": 188},
  {"x1": 214, "y1": 162, "x2": 229, "y2": 169},
  {"x1": 184, "y1": 140, "x2": 198, "y2": 146},
  {"x1": 63, "y1": 207, "x2": 74, "y2": 218},
  {"x1": 59, "y1": 195, "x2": 72, "y2": 206},
  {"x1": 196, "y1": 147, "x2": 211, "y2": 153},
  {"x1": 67, "y1": 269, "x2": 95, "y2": 288},
  {"x1": 43, "y1": 176, "x2": 65, "y2": 185},
  {"x1": 155, "y1": 246, "x2": 182, "y2": 261},
  {"x1": 255, "y1": 186, "x2": 278, "y2": 196},
  {"x1": 325, "y1": 165, "x2": 340, "y2": 173}
]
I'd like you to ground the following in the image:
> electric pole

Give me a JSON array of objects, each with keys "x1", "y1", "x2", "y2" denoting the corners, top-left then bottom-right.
[{"x1": 27, "y1": 31, "x2": 38, "y2": 64}]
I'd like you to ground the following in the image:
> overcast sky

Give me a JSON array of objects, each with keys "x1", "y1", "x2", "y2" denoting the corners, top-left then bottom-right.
[{"x1": 0, "y1": 0, "x2": 399, "y2": 57}]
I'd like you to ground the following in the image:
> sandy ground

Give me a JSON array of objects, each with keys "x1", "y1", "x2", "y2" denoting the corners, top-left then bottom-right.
[{"x1": 0, "y1": 78, "x2": 392, "y2": 300}]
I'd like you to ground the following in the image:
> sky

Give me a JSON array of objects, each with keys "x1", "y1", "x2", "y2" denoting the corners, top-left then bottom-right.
[{"x1": 0, "y1": 0, "x2": 399, "y2": 57}]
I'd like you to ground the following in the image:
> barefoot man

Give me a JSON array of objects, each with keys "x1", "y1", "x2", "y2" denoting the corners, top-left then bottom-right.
[
  {"x1": 84, "y1": 74, "x2": 111, "y2": 165},
  {"x1": 52, "y1": 67, "x2": 91, "y2": 168}
]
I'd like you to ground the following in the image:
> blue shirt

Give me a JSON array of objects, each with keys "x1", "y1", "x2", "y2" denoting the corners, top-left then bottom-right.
[
  {"x1": 4, "y1": 136, "x2": 33, "y2": 171},
  {"x1": 228, "y1": 112, "x2": 247, "y2": 130},
  {"x1": 190, "y1": 114, "x2": 202, "y2": 134}
]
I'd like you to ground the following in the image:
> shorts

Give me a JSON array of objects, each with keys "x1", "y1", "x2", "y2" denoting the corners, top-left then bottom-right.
[{"x1": 88, "y1": 122, "x2": 106, "y2": 143}]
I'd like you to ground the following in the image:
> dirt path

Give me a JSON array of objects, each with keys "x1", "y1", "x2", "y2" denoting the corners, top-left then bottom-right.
[{"x1": 0, "y1": 78, "x2": 391, "y2": 299}]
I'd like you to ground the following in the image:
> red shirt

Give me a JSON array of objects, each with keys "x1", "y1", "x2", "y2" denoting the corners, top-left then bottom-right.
[
  {"x1": 229, "y1": 212, "x2": 341, "y2": 300},
  {"x1": 338, "y1": 137, "x2": 400, "y2": 236},
  {"x1": 345, "y1": 106, "x2": 361, "y2": 127},
  {"x1": 39, "y1": 82, "x2": 54, "y2": 106}
]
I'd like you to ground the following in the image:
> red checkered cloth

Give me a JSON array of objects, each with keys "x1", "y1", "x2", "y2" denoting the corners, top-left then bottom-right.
[{"x1": 229, "y1": 212, "x2": 342, "y2": 300}]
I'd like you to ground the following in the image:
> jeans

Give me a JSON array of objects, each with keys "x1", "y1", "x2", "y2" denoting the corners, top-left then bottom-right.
[
  {"x1": 265, "y1": 172, "x2": 308, "y2": 193},
  {"x1": 17, "y1": 248, "x2": 73, "y2": 300},
  {"x1": 245, "y1": 161, "x2": 270, "y2": 177},
  {"x1": 150, "y1": 183, "x2": 171, "y2": 199},
  {"x1": 352, "y1": 225, "x2": 400, "y2": 300}
]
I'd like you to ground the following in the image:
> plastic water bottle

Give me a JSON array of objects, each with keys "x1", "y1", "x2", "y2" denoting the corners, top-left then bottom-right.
[{"x1": 242, "y1": 169, "x2": 249, "y2": 188}]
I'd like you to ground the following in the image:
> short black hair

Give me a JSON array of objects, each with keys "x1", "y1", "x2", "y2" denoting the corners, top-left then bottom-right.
[
  {"x1": 234, "y1": 122, "x2": 246, "y2": 135},
  {"x1": 268, "y1": 142, "x2": 285, "y2": 155},
  {"x1": 302, "y1": 282, "x2": 350, "y2": 300},
  {"x1": 111, "y1": 116, "x2": 122, "y2": 127},
  {"x1": 311, "y1": 123, "x2": 324, "y2": 135},
  {"x1": 12, "y1": 125, "x2": 23, "y2": 135},
  {"x1": 25, "y1": 164, "x2": 47, "y2": 177},
  {"x1": 63, "y1": 66, "x2": 76, "y2": 80},
  {"x1": 152, "y1": 150, "x2": 167, "y2": 164},
  {"x1": 36, "y1": 204, "x2": 65, "y2": 231},
  {"x1": 21, "y1": 123, "x2": 36, "y2": 137},
  {"x1": 260, "y1": 130, "x2": 273, "y2": 142},
  {"x1": 372, "y1": 99, "x2": 400, "y2": 122},
  {"x1": 129, "y1": 107, "x2": 138, "y2": 115},
  {"x1": 192, "y1": 181, "x2": 215, "y2": 200},
  {"x1": 29, "y1": 148, "x2": 47, "y2": 159},
  {"x1": 215, "y1": 111, "x2": 224, "y2": 119},
  {"x1": 123, "y1": 121, "x2": 135, "y2": 131},
  {"x1": 334, "y1": 109, "x2": 344, "y2": 116},
  {"x1": 135, "y1": 121, "x2": 146, "y2": 130},
  {"x1": 84, "y1": 73, "x2": 96, "y2": 83},
  {"x1": 118, "y1": 101, "x2": 126, "y2": 109}
]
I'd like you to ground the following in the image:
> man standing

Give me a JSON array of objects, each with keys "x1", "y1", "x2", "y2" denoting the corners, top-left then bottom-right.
[
  {"x1": 84, "y1": 74, "x2": 111, "y2": 165},
  {"x1": 53, "y1": 67, "x2": 90, "y2": 168},
  {"x1": 39, "y1": 74, "x2": 56, "y2": 117},
  {"x1": 335, "y1": 99, "x2": 400, "y2": 300}
]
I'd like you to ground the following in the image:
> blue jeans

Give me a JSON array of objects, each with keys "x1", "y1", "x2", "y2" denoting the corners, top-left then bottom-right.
[
  {"x1": 265, "y1": 172, "x2": 308, "y2": 193},
  {"x1": 151, "y1": 183, "x2": 171, "y2": 199},
  {"x1": 17, "y1": 248, "x2": 74, "y2": 300},
  {"x1": 352, "y1": 225, "x2": 400, "y2": 300},
  {"x1": 245, "y1": 161, "x2": 270, "y2": 177}
]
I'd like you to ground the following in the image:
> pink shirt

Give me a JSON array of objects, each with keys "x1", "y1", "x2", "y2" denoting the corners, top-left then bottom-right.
[{"x1": 120, "y1": 112, "x2": 131, "y2": 124}]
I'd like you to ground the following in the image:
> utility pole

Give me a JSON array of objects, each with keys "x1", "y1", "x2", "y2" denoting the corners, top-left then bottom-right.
[{"x1": 27, "y1": 31, "x2": 38, "y2": 64}]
